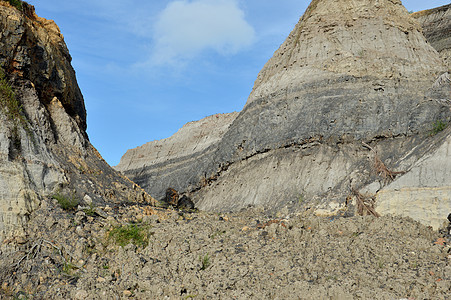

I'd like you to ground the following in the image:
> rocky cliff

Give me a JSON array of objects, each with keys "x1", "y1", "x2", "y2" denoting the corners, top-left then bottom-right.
[
  {"x1": 412, "y1": 4, "x2": 450, "y2": 69},
  {"x1": 0, "y1": 2, "x2": 154, "y2": 245},
  {"x1": 115, "y1": 112, "x2": 238, "y2": 197},
  {"x1": 118, "y1": 0, "x2": 451, "y2": 229}
]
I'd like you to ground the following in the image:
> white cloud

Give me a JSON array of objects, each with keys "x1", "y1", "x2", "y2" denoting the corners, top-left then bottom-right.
[{"x1": 151, "y1": 0, "x2": 255, "y2": 65}]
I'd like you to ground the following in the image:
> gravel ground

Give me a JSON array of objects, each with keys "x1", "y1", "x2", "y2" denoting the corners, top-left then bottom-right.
[{"x1": 1, "y1": 199, "x2": 450, "y2": 299}]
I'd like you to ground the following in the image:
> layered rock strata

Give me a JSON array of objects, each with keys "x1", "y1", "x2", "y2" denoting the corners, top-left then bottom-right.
[
  {"x1": 116, "y1": 112, "x2": 238, "y2": 199},
  {"x1": 0, "y1": 3, "x2": 154, "y2": 244},
  {"x1": 412, "y1": 4, "x2": 451, "y2": 69},
  {"x1": 376, "y1": 127, "x2": 451, "y2": 230},
  {"x1": 118, "y1": 0, "x2": 451, "y2": 228}
]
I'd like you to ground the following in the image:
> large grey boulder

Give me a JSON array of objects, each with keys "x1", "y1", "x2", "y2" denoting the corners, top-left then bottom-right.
[
  {"x1": 118, "y1": 0, "x2": 451, "y2": 228},
  {"x1": 0, "y1": 3, "x2": 154, "y2": 244}
]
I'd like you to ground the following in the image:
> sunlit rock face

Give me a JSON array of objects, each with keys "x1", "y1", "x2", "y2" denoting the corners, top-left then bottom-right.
[
  {"x1": 0, "y1": 3, "x2": 154, "y2": 244},
  {"x1": 118, "y1": 0, "x2": 450, "y2": 228},
  {"x1": 412, "y1": 4, "x2": 451, "y2": 69},
  {"x1": 115, "y1": 112, "x2": 239, "y2": 200}
]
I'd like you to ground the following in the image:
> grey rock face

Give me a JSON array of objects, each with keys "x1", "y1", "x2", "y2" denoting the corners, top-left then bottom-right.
[
  {"x1": 116, "y1": 112, "x2": 238, "y2": 199},
  {"x1": 0, "y1": 4, "x2": 86, "y2": 131},
  {"x1": 376, "y1": 128, "x2": 451, "y2": 230},
  {"x1": 0, "y1": 4, "x2": 154, "y2": 243},
  {"x1": 118, "y1": 0, "x2": 451, "y2": 227},
  {"x1": 412, "y1": 4, "x2": 451, "y2": 69}
]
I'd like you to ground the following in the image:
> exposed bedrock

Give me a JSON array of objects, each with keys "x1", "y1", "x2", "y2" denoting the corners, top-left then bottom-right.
[
  {"x1": 118, "y1": 0, "x2": 451, "y2": 228},
  {"x1": 115, "y1": 112, "x2": 239, "y2": 199},
  {"x1": 412, "y1": 4, "x2": 451, "y2": 69},
  {"x1": 0, "y1": 3, "x2": 154, "y2": 244}
]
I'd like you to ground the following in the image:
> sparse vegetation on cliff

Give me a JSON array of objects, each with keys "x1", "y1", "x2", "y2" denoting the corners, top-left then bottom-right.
[
  {"x1": 1, "y1": 0, "x2": 24, "y2": 11},
  {"x1": 52, "y1": 191, "x2": 80, "y2": 211},
  {"x1": 0, "y1": 69, "x2": 24, "y2": 124},
  {"x1": 0, "y1": 68, "x2": 32, "y2": 143},
  {"x1": 431, "y1": 119, "x2": 447, "y2": 135}
]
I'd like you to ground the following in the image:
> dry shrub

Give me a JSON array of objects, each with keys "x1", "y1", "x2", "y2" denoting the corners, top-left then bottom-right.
[
  {"x1": 362, "y1": 142, "x2": 404, "y2": 183},
  {"x1": 352, "y1": 188, "x2": 380, "y2": 217}
]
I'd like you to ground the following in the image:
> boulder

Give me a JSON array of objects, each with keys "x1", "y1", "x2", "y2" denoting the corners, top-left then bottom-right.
[
  {"x1": 178, "y1": 195, "x2": 195, "y2": 210},
  {"x1": 164, "y1": 188, "x2": 179, "y2": 206}
]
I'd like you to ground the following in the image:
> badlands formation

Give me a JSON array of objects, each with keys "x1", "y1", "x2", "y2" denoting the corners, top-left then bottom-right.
[
  {"x1": 0, "y1": 2, "x2": 154, "y2": 245},
  {"x1": 117, "y1": 0, "x2": 451, "y2": 229},
  {"x1": 0, "y1": 1, "x2": 450, "y2": 299},
  {"x1": 412, "y1": 4, "x2": 451, "y2": 69}
]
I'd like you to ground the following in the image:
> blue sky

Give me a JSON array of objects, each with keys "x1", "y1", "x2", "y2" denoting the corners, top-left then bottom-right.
[{"x1": 27, "y1": 0, "x2": 450, "y2": 166}]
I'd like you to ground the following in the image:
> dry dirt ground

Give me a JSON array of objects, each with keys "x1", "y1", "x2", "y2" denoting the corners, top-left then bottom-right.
[{"x1": 1, "y1": 198, "x2": 450, "y2": 299}]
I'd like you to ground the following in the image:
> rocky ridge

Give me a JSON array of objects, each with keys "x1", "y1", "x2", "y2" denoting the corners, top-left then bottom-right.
[
  {"x1": 115, "y1": 112, "x2": 238, "y2": 199},
  {"x1": 0, "y1": 2, "x2": 154, "y2": 246},
  {"x1": 117, "y1": 0, "x2": 451, "y2": 229},
  {"x1": 412, "y1": 4, "x2": 451, "y2": 69}
]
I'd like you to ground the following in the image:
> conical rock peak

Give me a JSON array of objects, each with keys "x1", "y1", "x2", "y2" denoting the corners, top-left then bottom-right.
[
  {"x1": 118, "y1": 1, "x2": 450, "y2": 227},
  {"x1": 249, "y1": 0, "x2": 444, "y2": 105}
]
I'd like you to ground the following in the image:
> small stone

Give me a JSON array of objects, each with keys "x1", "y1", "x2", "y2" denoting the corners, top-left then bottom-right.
[
  {"x1": 83, "y1": 194, "x2": 93, "y2": 205},
  {"x1": 75, "y1": 211, "x2": 87, "y2": 223},
  {"x1": 96, "y1": 277, "x2": 106, "y2": 283},
  {"x1": 170, "y1": 211, "x2": 179, "y2": 220},
  {"x1": 75, "y1": 290, "x2": 88, "y2": 300},
  {"x1": 15, "y1": 236, "x2": 27, "y2": 244},
  {"x1": 95, "y1": 208, "x2": 108, "y2": 218},
  {"x1": 75, "y1": 226, "x2": 84, "y2": 237},
  {"x1": 123, "y1": 290, "x2": 132, "y2": 297},
  {"x1": 45, "y1": 217, "x2": 56, "y2": 228},
  {"x1": 135, "y1": 214, "x2": 143, "y2": 222}
]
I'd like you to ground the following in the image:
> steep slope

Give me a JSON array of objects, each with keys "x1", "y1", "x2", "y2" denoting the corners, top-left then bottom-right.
[
  {"x1": 0, "y1": 2, "x2": 154, "y2": 245},
  {"x1": 412, "y1": 4, "x2": 451, "y2": 69},
  {"x1": 194, "y1": 0, "x2": 449, "y2": 215},
  {"x1": 118, "y1": 0, "x2": 450, "y2": 228}
]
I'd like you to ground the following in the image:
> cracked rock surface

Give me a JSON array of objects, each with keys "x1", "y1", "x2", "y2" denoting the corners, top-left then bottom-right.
[{"x1": 0, "y1": 3, "x2": 154, "y2": 244}]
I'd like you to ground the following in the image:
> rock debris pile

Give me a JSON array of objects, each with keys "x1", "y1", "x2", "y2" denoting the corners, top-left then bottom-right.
[{"x1": 1, "y1": 200, "x2": 450, "y2": 299}]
